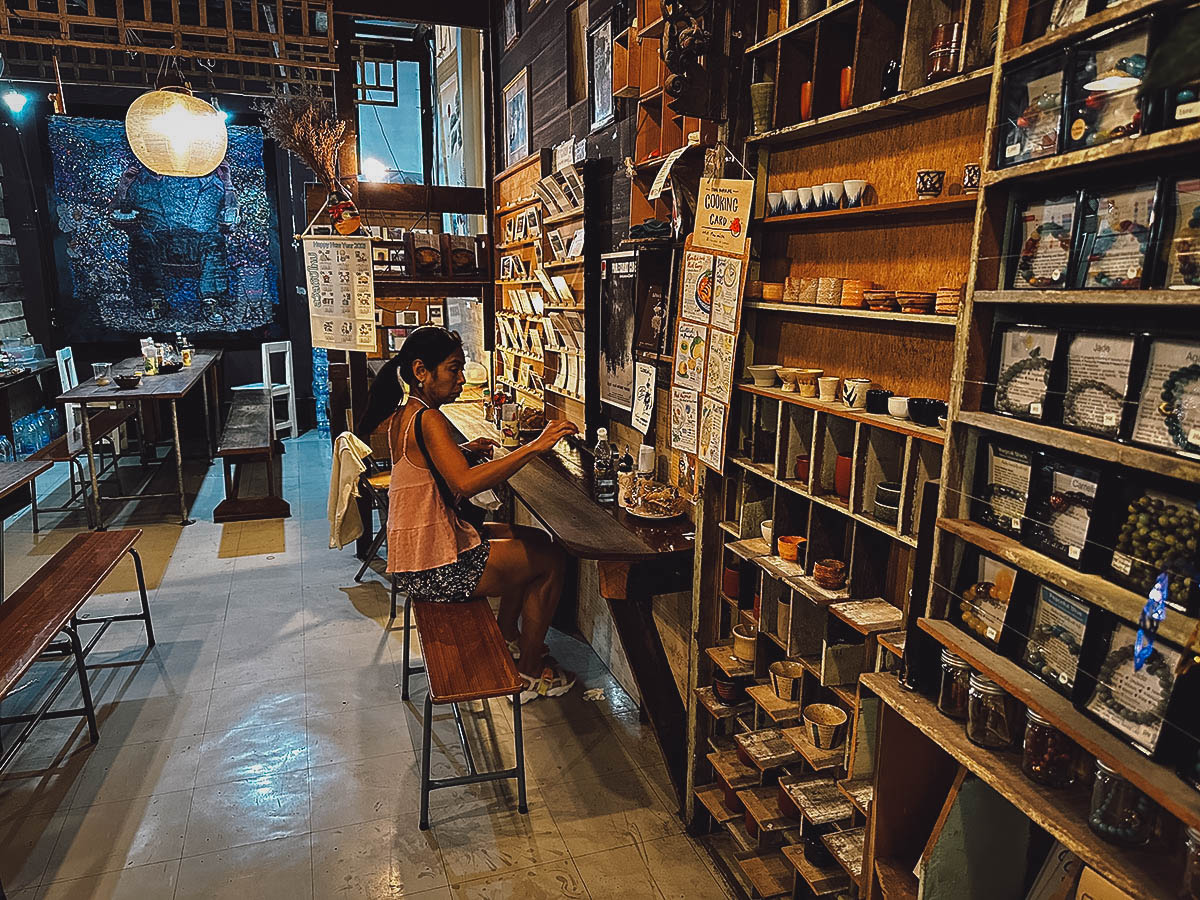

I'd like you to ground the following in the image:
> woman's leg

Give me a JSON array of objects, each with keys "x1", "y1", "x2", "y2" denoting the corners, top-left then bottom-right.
[
  {"x1": 480, "y1": 523, "x2": 524, "y2": 641},
  {"x1": 473, "y1": 532, "x2": 567, "y2": 677}
]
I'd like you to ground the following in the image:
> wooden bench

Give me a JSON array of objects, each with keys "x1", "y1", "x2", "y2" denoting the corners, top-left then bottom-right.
[
  {"x1": 405, "y1": 598, "x2": 527, "y2": 830},
  {"x1": 213, "y1": 389, "x2": 290, "y2": 523},
  {"x1": 28, "y1": 406, "x2": 138, "y2": 532}
]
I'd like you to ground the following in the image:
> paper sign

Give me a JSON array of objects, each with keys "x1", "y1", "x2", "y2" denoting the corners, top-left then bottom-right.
[
  {"x1": 632, "y1": 362, "x2": 656, "y2": 434},
  {"x1": 699, "y1": 397, "x2": 727, "y2": 470},
  {"x1": 647, "y1": 144, "x2": 690, "y2": 201},
  {"x1": 674, "y1": 321, "x2": 707, "y2": 391},
  {"x1": 711, "y1": 256, "x2": 743, "y2": 332},
  {"x1": 692, "y1": 176, "x2": 754, "y2": 255},
  {"x1": 302, "y1": 235, "x2": 376, "y2": 351},
  {"x1": 670, "y1": 387, "x2": 699, "y2": 454},
  {"x1": 681, "y1": 251, "x2": 715, "y2": 324},
  {"x1": 705, "y1": 327, "x2": 736, "y2": 402}
]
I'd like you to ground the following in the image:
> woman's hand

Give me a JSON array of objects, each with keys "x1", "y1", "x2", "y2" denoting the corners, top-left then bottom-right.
[
  {"x1": 461, "y1": 437, "x2": 498, "y2": 460},
  {"x1": 529, "y1": 419, "x2": 578, "y2": 454}
]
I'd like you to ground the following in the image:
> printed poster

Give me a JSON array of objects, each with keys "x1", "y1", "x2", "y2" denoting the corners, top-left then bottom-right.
[
  {"x1": 699, "y1": 396, "x2": 727, "y2": 470},
  {"x1": 670, "y1": 387, "x2": 699, "y2": 454},
  {"x1": 599, "y1": 251, "x2": 638, "y2": 411},
  {"x1": 681, "y1": 251, "x2": 715, "y2": 323},
  {"x1": 705, "y1": 327, "x2": 736, "y2": 401},
  {"x1": 692, "y1": 176, "x2": 754, "y2": 255},
  {"x1": 674, "y1": 320, "x2": 708, "y2": 391},
  {"x1": 632, "y1": 362, "x2": 656, "y2": 434},
  {"x1": 711, "y1": 256, "x2": 742, "y2": 332},
  {"x1": 302, "y1": 236, "x2": 376, "y2": 351}
]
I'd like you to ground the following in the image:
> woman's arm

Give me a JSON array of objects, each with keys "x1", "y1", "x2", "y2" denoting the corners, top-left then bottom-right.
[{"x1": 420, "y1": 410, "x2": 576, "y2": 497}]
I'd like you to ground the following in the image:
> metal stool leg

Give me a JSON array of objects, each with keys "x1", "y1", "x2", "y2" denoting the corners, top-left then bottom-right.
[
  {"x1": 64, "y1": 624, "x2": 99, "y2": 743},
  {"x1": 29, "y1": 470, "x2": 39, "y2": 534},
  {"x1": 419, "y1": 691, "x2": 433, "y2": 830},
  {"x1": 513, "y1": 688, "x2": 528, "y2": 814},
  {"x1": 129, "y1": 548, "x2": 155, "y2": 647},
  {"x1": 401, "y1": 591, "x2": 413, "y2": 700},
  {"x1": 390, "y1": 573, "x2": 398, "y2": 620},
  {"x1": 354, "y1": 519, "x2": 387, "y2": 582}
]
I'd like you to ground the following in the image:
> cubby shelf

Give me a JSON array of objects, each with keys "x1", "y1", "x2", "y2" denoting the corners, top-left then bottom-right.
[
  {"x1": 782, "y1": 843, "x2": 852, "y2": 896},
  {"x1": 706, "y1": 643, "x2": 755, "y2": 678},
  {"x1": 542, "y1": 258, "x2": 584, "y2": 270},
  {"x1": 745, "y1": 69, "x2": 991, "y2": 147},
  {"x1": 916, "y1": 619, "x2": 1200, "y2": 843},
  {"x1": 695, "y1": 784, "x2": 741, "y2": 824},
  {"x1": 744, "y1": 301, "x2": 956, "y2": 326},
  {"x1": 738, "y1": 852, "x2": 793, "y2": 899},
  {"x1": 837, "y1": 778, "x2": 873, "y2": 815},
  {"x1": 864, "y1": 670, "x2": 1174, "y2": 900},
  {"x1": 936, "y1": 517, "x2": 1200, "y2": 650},
  {"x1": 956, "y1": 409, "x2": 1200, "y2": 484},
  {"x1": 973, "y1": 289, "x2": 1200, "y2": 307},
  {"x1": 759, "y1": 195, "x2": 975, "y2": 229},
  {"x1": 697, "y1": 685, "x2": 754, "y2": 720},
  {"x1": 542, "y1": 207, "x2": 584, "y2": 226},
  {"x1": 745, "y1": 0, "x2": 857, "y2": 52},
  {"x1": 983, "y1": 121, "x2": 1200, "y2": 187},
  {"x1": 736, "y1": 384, "x2": 946, "y2": 445},
  {"x1": 822, "y1": 826, "x2": 865, "y2": 886},
  {"x1": 1001, "y1": 0, "x2": 1161, "y2": 64}
]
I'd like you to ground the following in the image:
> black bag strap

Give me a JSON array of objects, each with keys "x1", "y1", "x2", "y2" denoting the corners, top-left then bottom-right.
[{"x1": 412, "y1": 407, "x2": 460, "y2": 511}]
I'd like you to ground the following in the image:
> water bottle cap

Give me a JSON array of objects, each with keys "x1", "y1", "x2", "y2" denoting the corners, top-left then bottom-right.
[{"x1": 597, "y1": 427, "x2": 608, "y2": 440}]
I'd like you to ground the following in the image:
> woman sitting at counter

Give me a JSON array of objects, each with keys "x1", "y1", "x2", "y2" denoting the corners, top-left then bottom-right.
[{"x1": 358, "y1": 326, "x2": 579, "y2": 701}]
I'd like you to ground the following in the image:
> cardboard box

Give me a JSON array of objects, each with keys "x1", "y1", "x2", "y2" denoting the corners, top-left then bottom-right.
[{"x1": 1075, "y1": 868, "x2": 1134, "y2": 900}]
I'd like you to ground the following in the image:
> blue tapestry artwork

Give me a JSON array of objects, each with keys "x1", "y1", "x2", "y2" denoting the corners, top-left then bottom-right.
[{"x1": 48, "y1": 116, "x2": 279, "y2": 339}]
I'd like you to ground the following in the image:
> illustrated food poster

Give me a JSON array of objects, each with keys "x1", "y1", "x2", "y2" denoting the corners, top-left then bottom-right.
[{"x1": 302, "y1": 236, "x2": 377, "y2": 351}]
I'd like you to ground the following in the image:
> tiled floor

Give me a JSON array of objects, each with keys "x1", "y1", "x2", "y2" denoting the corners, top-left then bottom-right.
[{"x1": 0, "y1": 433, "x2": 731, "y2": 899}]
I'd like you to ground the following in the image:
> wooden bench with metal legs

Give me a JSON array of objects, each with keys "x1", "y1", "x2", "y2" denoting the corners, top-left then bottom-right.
[{"x1": 405, "y1": 598, "x2": 527, "y2": 830}]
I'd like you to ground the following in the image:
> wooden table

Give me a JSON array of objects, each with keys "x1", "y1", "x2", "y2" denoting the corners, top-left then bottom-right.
[
  {"x1": 0, "y1": 460, "x2": 52, "y2": 600},
  {"x1": 59, "y1": 352, "x2": 222, "y2": 527},
  {"x1": 444, "y1": 403, "x2": 695, "y2": 804}
]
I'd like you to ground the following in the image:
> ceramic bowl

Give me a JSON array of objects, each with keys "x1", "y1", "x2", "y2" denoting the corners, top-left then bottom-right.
[
  {"x1": 842, "y1": 377, "x2": 871, "y2": 408},
  {"x1": 778, "y1": 367, "x2": 801, "y2": 392},
  {"x1": 888, "y1": 396, "x2": 910, "y2": 419},
  {"x1": 723, "y1": 566, "x2": 740, "y2": 599},
  {"x1": 863, "y1": 290, "x2": 898, "y2": 311},
  {"x1": 812, "y1": 558, "x2": 847, "y2": 590},
  {"x1": 796, "y1": 368, "x2": 822, "y2": 398},
  {"x1": 711, "y1": 671, "x2": 745, "y2": 704},
  {"x1": 115, "y1": 372, "x2": 143, "y2": 390},
  {"x1": 865, "y1": 389, "x2": 893, "y2": 415},
  {"x1": 908, "y1": 397, "x2": 948, "y2": 428},
  {"x1": 817, "y1": 376, "x2": 840, "y2": 402},
  {"x1": 760, "y1": 519, "x2": 773, "y2": 546},
  {"x1": 804, "y1": 703, "x2": 849, "y2": 749},
  {"x1": 823, "y1": 181, "x2": 845, "y2": 210},
  {"x1": 842, "y1": 178, "x2": 869, "y2": 207},
  {"x1": 778, "y1": 534, "x2": 806, "y2": 562},
  {"x1": 796, "y1": 186, "x2": 814, "y2": 213},
  {"x1": 962, "y1": 162, "x2": 981, "y2": 194},
  {"x1": 810, "y1": 184, "x2": 827, "y2": 211},
  {"x1": 782, "y1": 189, "x2": 800, "y2": 214},
  {"x1": 747, "y1": 365, "x2": 780, "y2": 387},
  {"x1": 815, "y1": 277, "x2": 843, "y2": 306},
  {"x1": 732, "y1": 624, "x2": 757, "y2": 662},
  {"x1": 767, "y1": 191, "x2": 784, "y2": 216},
  {"x1": 794, "y1": 455, "x2": 811, "y2": 482},
  {"x1": 874, "y1": 498, "x2": 900, "y2": 525},
  {"x1": 875, "y1": 480, "x2": 902, "y2": 505},
  {"x1": 770, "y1": 661, "x2": 806, "y2": 702}
]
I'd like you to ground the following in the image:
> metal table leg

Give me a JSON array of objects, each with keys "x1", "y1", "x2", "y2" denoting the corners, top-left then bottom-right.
[
  {"x1": 201, "y1": 367, "x2": 214, "y2": 462},
  {"x1": 170, "y1": 399, "x2": 192, "y2": 526},
  {"x1": 81, "y1": 404, "x2": 104, "y2": 530}
]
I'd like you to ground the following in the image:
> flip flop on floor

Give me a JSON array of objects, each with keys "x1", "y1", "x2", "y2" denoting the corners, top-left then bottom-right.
[{"x1": 514, "y1": 664, "x2": 576, "y2": 702}]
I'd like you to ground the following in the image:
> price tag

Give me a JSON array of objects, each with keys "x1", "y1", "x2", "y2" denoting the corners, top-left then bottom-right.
[
  {"x1": 1051, "y1": 268, "x2": 1063, "y2": 282},
  {"x1": 1005, "y1": 143, "x2": 1021, "y2": 158},
  {"x1": 985, "y1": 626, "x2": 998, "y2": 641},
  {"x1": 1068, "y1": 545, "x2": 1081, "y2": 560},
  {"x1": 1103, "y1": 412, "x2": 1118, "y2": 426},
  {"x1": 1126, "y1": 266, "x2": 1141, "y2": 281},
  {"x1": 1177, "y1": 100, "x2": 1200, "y2": 120},
  {"x1": 1029, "y1": 402, "x2": 1043, "y2": 416},
  {"x1": 1112, "y1": 552, "x2": 1134, "y2": 575},
  {"x1": 1012, "y1": 516, "x2": 1022, "y2": 530},
  {"x1": 1189, "y1": 427, "x2": 1200, "y2": 444},
  {"x1": 1059, "y1": 672, "x2": 1070, "y2": 685}
]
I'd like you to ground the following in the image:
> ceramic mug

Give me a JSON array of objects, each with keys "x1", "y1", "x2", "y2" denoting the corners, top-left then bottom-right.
[
  {"x1": 823, "y1": 181, "x2": 845, "y2": 210},
  {"x1": 767, "y1": 191, "x2": 785, "y2": 216},
  {"x1": 818, "y1": 376, "x2": 841, "y2": 402},
  {"x1": 843, "y1": 377, "x2": 871, "y2": 408},
  {"x1": 796, "y1": 368, "x2": 822, "y2": 398},
  {"x1": 865, "y1": 388, "x2": 893, "y2": 414},
  {"x1": 916, "y1": 169, "x2": 945, "y2": 199},
  {"x1": 834, "y1": 454, "x2": 852, "y2": 500},
  {"x1": 962, "y1": 163, "x2": 981, "y2": 194},
  {"x1": 800, "y1": 81, "x2": 814, "y2": 121},
  {"x1": 782, "y1": 189, "x2": 800, "y2": 214},
  {"x1": 811, "y1": 184, "x2": 827, "y2": 212},
  {"x1": 888, "y1": 395, "x2": 911, "y2": 419},
  {"x1": 842, "y1": 179, "x2": 868, "y2": 208},
  {"x1": 796, "y1": 186, "x2": 814, "y2": 212}
]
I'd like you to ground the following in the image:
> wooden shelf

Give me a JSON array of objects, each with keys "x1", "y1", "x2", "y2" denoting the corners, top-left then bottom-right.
[
  {"x1": 782, "y1": 724, "x2": 845, "y2": 771},
  {"x1": 783, "y1": 776, "x2": 855, "y2": 825},
  {"x1": 497, "y1": 348, "x2": 544, "y2": 364},
  {"x1": 984, "y1": 121, "x2": 1200, "y2": 187},
  {"x1": 737, "y1": 384, "x2": 947, "y2": 445},
  {"x1": 739, "y1": 785, "x2": 801, "y2": 834},
  {"x1": 918, "y1": 619, "x2": 1200, "y2": 833},
  {"x1": 495, "y1": 278, "x2": 540, "y2": 286},
  {"x1": 544, "y1": 385, "x2": 584, "y2": 403},
  {"x1": 638, "y1": 15, "x2": 665, "y2": 38},
  {"x1": 782, "y1": 843, "x2": 852, "y2": 896},
  {"x1": 542, "y1": 206, "x2": 583, "y2": 226},
  {"x1": 496, "y1": 238, "x2": 539, "y2": 251},
  {"x1": 495, "y1": 379, "x2": 543, "y2": 404},
  {"x1": 822, "y1": 826, "x2": 865, "y2": 885},
  {"x1": 542, "y1": 258, "x2": 584, "y2": 270},
  {"x1": 637, "y1": 85, "x2": 664, "y2": 104},
  {"x1": 727, "y1": 536, "x2": 772, "y2": 560},
  {"x1": 837, "y1": 778, "x2": 873, "y2": 815},
  {"x1": 373, "y1": 275, "x2": 489, "y2": 296},
  {"x1": 744, "y1": 301, "x2": 957, "y2": 327},
  {"x1": 695, "y1": 784, "x2": 740, "y2": 824},
  {"x1": 747, "y1": 683, "x2": 803, "y2": 724},
  {"x1": 973, "y1": 288, "x2": 1200, "y2": 307},
  {"x1": 495, "y1": 195, "x2": 539, "y2": 214},
  {"x1": 746, "y1": 69, "x2": 991, "y2": 147},
  {"x1": 696, "y1": 685, "x2": 753, "y2": 720},
  {"x1": 863, "y1": 670, "x2": 1181, "y2": 900},
  {"x1": 936, "y1": 517, "x2": 1200, "y2": 650},
  {"x1": 759, "y1": 195, "x2": 976, "y2": 229},
  {"x1": 956, "y1": 409, "x2": 1200, "y2": 484},
  {"x1": 877, "y1": 631, "x2": 906, "y2": 660},
  {"x1": 719, "y1": 520, "x2": 741, "y2": 537},
  {"x1": 1001, "y1": 0, "x2": 1162, "y2": 65},
  {"x1": 737, "y1": 852, "x2": 792, "y2": 899},
  {"x1": 709, "y1": 749, "x2": 759, "y2": 789},
  {"x1": 738, "y1": 728, "x2": 806, "y2": 772},
  {"x1": 706, "y1": 643, "x2": 755, "y2": 678},
  {"x1": 829, "y1": 599, "x2": 903, "y2": 635},
  {"x1": 746, "y1": 0, "x2": 857, "y2": 52}
]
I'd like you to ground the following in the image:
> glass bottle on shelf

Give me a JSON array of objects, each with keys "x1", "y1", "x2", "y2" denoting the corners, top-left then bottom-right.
[
  {"x1": 937, "y1": 649, "x2": 972, "y2": 720},
  {"x1": 592, "y1": 428, "x2": 616, "y2": 507},
  {"x1": 966, "y1": 673, "x2": 1021, "y2": 749},
  {"x1": 1021, "y1": 708, "x2": 1079, "y2": 788},
  {"x1": 1088, "y1": 759, "x2": 1158, "y2": 847},
  {"x1": 617, "y1": 446, "x2": 635, "y2": 509}
]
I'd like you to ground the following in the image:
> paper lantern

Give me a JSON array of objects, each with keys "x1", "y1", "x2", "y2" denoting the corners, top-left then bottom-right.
[{"x1": 125, "y1": 87, "x2": 228, "y2": 177}]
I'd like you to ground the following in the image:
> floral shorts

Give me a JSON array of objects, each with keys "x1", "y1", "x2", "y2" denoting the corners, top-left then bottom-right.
[{"x1": 391, "y1": 541, "x2": 491, "y2": 602}]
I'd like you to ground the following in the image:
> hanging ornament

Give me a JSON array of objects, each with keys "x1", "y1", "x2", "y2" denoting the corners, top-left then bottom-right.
[{"x1": 125, "y1": 85, "x2": 228, "y2": 177}]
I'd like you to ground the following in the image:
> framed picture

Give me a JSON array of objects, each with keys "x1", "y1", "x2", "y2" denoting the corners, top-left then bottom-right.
[
  {"x1": 588, "y1": 14, "x2": 615, "y2": 131},
  {"x1": 514, "y1": 212, "x2": 528, "y2": 241},
  {"x1": 1064, "y1": 20, "x2": 1149, "y2": 152},
  {"x1": 1075, "y1": 180, "x2": 1159, "y2": 290},
  {"x1": 504, "y1": 217, "x2": 515, "y2": 244},
  {"x1": 1162, "y1": 177, "x2": 1200, "y2": 290},
  {"x1": 503, "y1": 69, "x2": 530, "y2": 169},
  {"x1": 997, "y1": 57, "x2": 1064, "y2": 168},
  {"x1": 503, "y1": 0, "x2": 519, "y2": 48},
  {"x1": 427, "y1": 303, "x2": 445, "y2": 327},
  {"x1": 500, "y1": 255, "x2": 514, "y2": 281},
  {"x1": 1008, "y1": 192, "x2": 1079, "y2": 289},
  {"x1": 399, "y1": 310, "x2": 420, "y2": 327}
]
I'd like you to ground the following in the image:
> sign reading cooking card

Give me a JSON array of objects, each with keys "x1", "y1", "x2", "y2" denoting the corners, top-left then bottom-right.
[
  {"x1": 302, "y1": 236, "x2": 377, "y2": 351},
  {"x1": 692, "y1": 176, "x2": 754, "y2": 256}
]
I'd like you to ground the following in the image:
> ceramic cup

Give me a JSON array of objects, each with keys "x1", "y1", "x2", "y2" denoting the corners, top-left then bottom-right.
[
  {"x1": 782, "y1": 189, "x2": 800, "y2": 214},
  {"x1": 962, "y1": 163, "x2": 981, "y2": 194},
  {"x1": 818, "y1": 376, "x2": 841, "y2": 402},
  {"x1": 842, "y1": 179, "x2": 868, "y2": 208},
  {"x1": 796, "y1": 186, "x2": 814, "y2": 213},
  {"x1": 865, "y1": 388, "x2": 893, "y2": 414},
  {"x1": 842, "y1": 377, "x2": 872, "y2": 408},
  {"x1": 811, "y1": 184, "x2": 827, "y2": 212},
  {"x1": 767, "y1": 191, "x2": 785, "y2": 216},
  {"x1": 834, "y1": 454, "x2": 852, "y2": 500},
  {"x1": 916, "y1": 169, "x2": 946, "y2": 199},
  {"x1": 796, "y1": 368, "x2": 822, "y2": 398},
  {"x1": 823, "y1": 181, "x2": 845, "y2": 210},
  {"x1": 888, "y1": 395, "x2": 911, "y2": 419}
]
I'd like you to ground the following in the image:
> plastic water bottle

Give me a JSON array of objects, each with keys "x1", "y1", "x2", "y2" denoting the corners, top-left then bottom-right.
[
  {"x1": 13, "y1": 416, "x2": 31, "y2": 457},
  {"x1": 592, "y1": 427, "x2": 616, "y2": 507},
  {"x1": 0, "y1": 434, "x2": 13, "y2": 462},
  {"x1": 30, "y1": 413, "x2": 48, "y2": 450},
  {"x1": 39, "y1": 407, "x2": 60, "y2": 441}
]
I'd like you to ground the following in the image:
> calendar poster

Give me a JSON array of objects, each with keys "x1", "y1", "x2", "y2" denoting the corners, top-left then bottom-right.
[{"x1": 302, "y1": 236, "x2": 377, "y2": 351}]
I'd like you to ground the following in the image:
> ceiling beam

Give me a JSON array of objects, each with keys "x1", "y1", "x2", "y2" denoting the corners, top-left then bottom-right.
[{"x1": 331, "y1": 0, "x2": 490, "y2": 30}]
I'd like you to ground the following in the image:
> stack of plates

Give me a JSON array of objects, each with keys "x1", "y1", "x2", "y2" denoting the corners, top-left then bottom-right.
[
  {"x1": 896, "y1": 291, "x2": 936, "y2": 313},
  {"x1": 936, "y1": 285, "x2": 963, "y2": 315},
  {"x1": 863, "y1": 289, "x2": 898, "y2": 311}
]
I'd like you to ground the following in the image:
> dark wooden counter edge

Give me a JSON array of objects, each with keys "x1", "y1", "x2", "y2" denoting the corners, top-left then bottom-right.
[{"x1": 443, "y1": 402, "x2": 695, "y2": 562}]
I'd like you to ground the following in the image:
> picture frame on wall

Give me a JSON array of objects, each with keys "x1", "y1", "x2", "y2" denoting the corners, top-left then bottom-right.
[
  {"x1": 503, "y1": 68, "x2": 530, "y2": 169},
  {"x1": 503, "y1": 0, "x2": 519, "y2": 48},
  {"x1": 587, "y1": 15, "x2": 615, "y2": 131}
]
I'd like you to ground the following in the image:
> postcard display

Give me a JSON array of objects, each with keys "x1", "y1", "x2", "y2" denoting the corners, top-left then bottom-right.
[{"x1": 302, "y1": 236, "x2": 377, "y2": 352}]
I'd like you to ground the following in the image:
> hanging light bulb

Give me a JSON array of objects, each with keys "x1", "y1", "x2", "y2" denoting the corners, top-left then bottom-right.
[
  {"x1": 125, "y1": 85, "x2": 227, "y2": 177},
  {"x1": 3, "y1": 90, "x2": 28, "y2": 113}
]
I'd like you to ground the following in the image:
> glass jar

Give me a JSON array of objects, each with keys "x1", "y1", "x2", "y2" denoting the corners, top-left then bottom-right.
[
  {"x1": 1021, "y1": 708, "x2": 1079, "y2": 788},
  {"x1": 1088, "y1": 759, "x2": 1157, "y2": 846},
  {"x1": 937, "y1": 649, "x2": 972, "y2": 720},
  {"x1": 1182, "y1": 826, "x2": 1200, "y2": 900},
  {"x1": 966, "y1": 673, "x2": 1021, "y2": 749}
]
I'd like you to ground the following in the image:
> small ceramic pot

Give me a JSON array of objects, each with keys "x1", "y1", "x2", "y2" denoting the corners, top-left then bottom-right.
[
  {"x1": 767, "y1": 191, "x2": 785, "y2": 216},
  {"x1": 834, "y1": 454, "x2": 852, "y2": 500},
  {"x1": 842, "y1": 377, "x2": 871, "y2": 408},
  {"x1": 839, "y1": 66, "x2": 853, "y2": 110},
  {"x1": 794, "y1": 455, "x2": 811, "y2": 482},
  {"x1": 874, "y1": 498, "x2": 900, "y2": 525},
  {"x1": 782, "y1": 189, "x2": 800, "y2": 214},
  {"x1": 811, "y1": 184, "x2": 827, "y2": 211},
  {"x1": 842, "y1": 179, "x2": 868, "y2": 207},
  {"x1": 962, "y1": 162, "x2": 981, "y2": 194},
  {"x1": 866, "y1": 388, "x2": 893, "y2": 414},
  {"x1": 800, "y1": 81, "x2": 814, "y2": 121},
  {"x1": 778, "y1": 367, "x2": 801, "y2": 392},
  {"x1": 796, "y1": 368, "x2": 822, "y2": 398},
  {"x1": 812, "y1": 558, "x2": 847, "y2": 590},
  {"x1": 751, "y1": 81, "x2": 775, "y2": 133},
  {"x1": 796, "y1": 186, "x2": 814, "y2": 212},
  {"x1": 916, "y1": 169, "x2": 946, "y2": 199},
  {"x1": 778, "y1": 534, "x2": 806, "y2": 562},
  {"x1": 760, "y1": 519, "x2": 773, "y2": 546},
  {"x1": 776, "y1": 595, "x2": 792, "y2": 641},
  {"x1": 817, "y1": 376, "x2": 841, "y2": 402},
  {"x1": 770, "y1": 661, "x2": 806, "y2": 702},
  {"x1": 748, "y1": 364, "x2": 780, "y2": 387},
  {"x1": 875, "y1": 481, "x2": 902, "y2": 505},
  {"x1": 888, "y1": 395, "x2": 911, "y2": 419},
  {"x1": 732, "y1": 624, "x2": 757, "y2": 662},
  {"x1": 722, "y1": 566, "x2": 740, "y2": 599},
  {"x1": 908, "y1": 397, "x2": 948, "y2": 427},
  {"x1": 712, "y1": 671, "x2": 744, "y2": 704},
  {"x1": 804, "y1": 703, "x2": 849, "y2": 749},
  {"x1": 823, "y1": 181, "x2": 845, "y2": 210}
]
